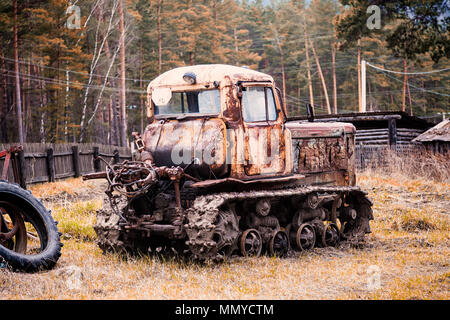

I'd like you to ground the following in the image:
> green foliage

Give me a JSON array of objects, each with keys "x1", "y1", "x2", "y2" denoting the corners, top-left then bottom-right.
[{"x1": 0, "y1": 0, "x2": 448, "y2": 145}]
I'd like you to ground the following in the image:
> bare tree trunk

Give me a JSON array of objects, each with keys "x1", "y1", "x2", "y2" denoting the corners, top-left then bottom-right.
[
  {"x1": 102, "y1": 32, "x2": 119, "y2": 146},
  {"x1": 402, "y1": 58, "x2": 407, "y2": 112},
  {"x1": 64, "y1": 66, "x2": 69, "y2": 142},
  {"x1": 25, "y1": 57, "x2": 32, "y2": 140},
  {"x1": 276, "y1": 38, "x2": 286, "y2": 108},
  {"x1": 22, "y1": 59, "x2": 27, "y2": 141},
  {"x1": 0, "y1": 48, "x2": 5, "y2": 141},
  {"x1": 303, "y1": 16, "x2": 314, "y2": 109},
  {"x1": 140, "y1": 39, "x2": 144, "y2": 133},
  {"x1": 331, "y1": 41, "x2": 337, "y2": 114},
  {"x1": 157, "y1": 0, "x2": 163, "y2": 74},
  {"x1": 357, "y1": 39, "x2": 362, "y2": 112},
  {"x1": 234, "y1": 27, "x2": 239, "y2": 65},
  {"x1": 113, "y1": 94, "x2": 120, "y2": 146},
  {"x1": 118, "y1": 0, "x2": 127, "y2": 147},
  {"x1": 39, "y1": 64, "x2": 47, "y2": 143},
  {"x1": 82, "y1": 35, "x2": 122, "y2": 141},
  {"x1": 108, "y1": 98, "x2": 113, "y2": 144},
  {"x1": 79, "y1": 0, "x2": 118, "y2": 142},
  {"x1": 407, "y1": 77, "x2": 413, "y2": 116},
  {"x1": 310, "y1": 40, "x2": 331, "y2": 114},
  {"x1": 13, "y1": 0, "x2": 23, "y2": 143},
  {"x1": 390, "y1": 92, "x2": 394, "y2": 109}
]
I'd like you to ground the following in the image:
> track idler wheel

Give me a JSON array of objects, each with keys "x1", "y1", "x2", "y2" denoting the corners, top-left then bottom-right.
[
  {"x1": 268, "y1": 230, "x2": 289, "y2": 257},
  {"x1": 240, "y1": 229, "x2": 262, "y2": 257},
  {"x1": 294, "y1": 223, "x2": 316, "y2": 251},
  {"x1": 322, "y1": 223, "x2": 340, "y2": 247}
]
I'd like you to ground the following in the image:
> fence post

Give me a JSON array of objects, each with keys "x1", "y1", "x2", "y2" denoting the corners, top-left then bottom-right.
[
  {"x1": 388, "y1": 118, "x2": 397, "y2": 149},
  {"x1": 113, "y1": 149, "x2": 120, "y2": 164},
  {"x1": 17, "y1": 149, "x2": 27, "y2": 189},
  {"x1": 46, "y1": 148, "x2": 55, "y2": 182},
  {"x1": 359, "y1": 142, "x2": 365, "y2": 170},
  {"x1": 93, "y1": 146, "x2": 101, "y2": 172},
  {"x1": 72, "y1": 145, "x2": 80, "y2": 177}
]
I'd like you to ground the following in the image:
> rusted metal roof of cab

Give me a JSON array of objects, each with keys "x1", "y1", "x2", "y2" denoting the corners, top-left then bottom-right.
[
  {"x1": 148, "y1": 64, "x2": 273, "y2": 88},
  {"x1": 413, "y1": 120, "x2": 450, "y2": 142}
]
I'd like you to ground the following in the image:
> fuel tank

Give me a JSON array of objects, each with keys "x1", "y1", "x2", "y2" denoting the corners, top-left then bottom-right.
[{"x1": 142, "y1": 117, "x2": 228, "y2": 179}]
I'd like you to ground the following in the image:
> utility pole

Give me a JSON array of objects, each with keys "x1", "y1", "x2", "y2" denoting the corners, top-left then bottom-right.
[
  {"x1": 357, "y1": 39, "x2": 362, "y2": 112},
  {"x1": 361, "y1": 59, "x2": 366, "y2": 113}
]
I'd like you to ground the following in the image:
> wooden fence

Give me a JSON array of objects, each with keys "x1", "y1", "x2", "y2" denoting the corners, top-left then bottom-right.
[
  {"x1": 355, "y1": 143, "x2": 424, "y2": 170},
  {"x1": 0, "y1": 143, "x2": 132, "y2": 188},
  {"x1": 1, "y1": 142, "x2": 430, "y2": 185}
]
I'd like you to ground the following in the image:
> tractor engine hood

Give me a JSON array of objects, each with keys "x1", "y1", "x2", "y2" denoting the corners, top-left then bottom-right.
[
  {"x1": 285, "y1": 121, "x2": 356, "y2": 138},
  {"x1": 142, "y1": 118, "x2": 228, "y2": 179}
]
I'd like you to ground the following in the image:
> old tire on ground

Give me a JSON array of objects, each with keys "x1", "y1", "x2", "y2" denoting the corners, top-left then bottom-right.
[{"x1": 0, "y1": 181, "x2": 62, "y2": 272}]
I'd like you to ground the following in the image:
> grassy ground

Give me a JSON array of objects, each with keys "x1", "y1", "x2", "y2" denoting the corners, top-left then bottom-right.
[{"x1": 0, "y1": 172, "x2": 448, "y2": 300}]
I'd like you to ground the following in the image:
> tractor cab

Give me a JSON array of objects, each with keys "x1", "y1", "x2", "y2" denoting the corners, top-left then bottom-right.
[{"x1": 143, "y1": 64, "x2": 293, "y2": 182}]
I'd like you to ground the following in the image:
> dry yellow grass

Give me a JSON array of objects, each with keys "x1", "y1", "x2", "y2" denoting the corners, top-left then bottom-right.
[{"x1": 1, "y1": 172, "x2": 448, "y2": 300}]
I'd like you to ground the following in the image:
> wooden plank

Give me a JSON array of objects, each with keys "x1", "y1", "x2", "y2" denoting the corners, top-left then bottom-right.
[
  {"x1": 114, "y1": 149, "x2": 120, "y2": 164},
  {"x1": 93, "y1": 146, "x2": 101, "y2": 172},
  {"x1": 17, "y1": 149, "x2": 27, "y2": 189},
  {"x1": 24, "y1": 153, "x2": 47, "y2": 158},
  {"x1": 72, "y1": 145, "x2": 80, "y2": 178},
  {"x1": 46, "y1": 148, "x2": 55, "y2": 182},
  {"x1": 56, "y1": 172, "x2": 76, "y2": 179}
]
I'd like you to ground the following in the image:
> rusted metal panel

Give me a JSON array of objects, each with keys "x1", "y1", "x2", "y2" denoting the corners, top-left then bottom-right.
[
  {"x1": 243, "y1": 124, "x2": 286, "y2": 176},
  {"x1": 294, "y1": 137, "x2": 349, "y2": 173},
  {"x1": 240, "y1": 84, "x2": 289, "y2": 177},
  {"x1": 286, "y1": 122, "x2": 356, "y2": 187},
  {"x1": 148, "y1": 64, "x2": 273, "y2": 89},
  {"x1": 142, "y1": 118, "x2": 228, "y2": 179},
  {"x1": 286, "y1": 121, "x2": 356, "y2": 138},
  {"x1": 190, "y1": 174, "x2": 305, "y2": 189}
]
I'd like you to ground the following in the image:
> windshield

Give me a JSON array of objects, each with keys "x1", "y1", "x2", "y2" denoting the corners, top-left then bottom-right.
[
  {"x1": 242, "y1": 87, "x2": 278, "y2": 122},
  {"x1": 154, "y1": 89, "x2": 221, "y2": 115}
]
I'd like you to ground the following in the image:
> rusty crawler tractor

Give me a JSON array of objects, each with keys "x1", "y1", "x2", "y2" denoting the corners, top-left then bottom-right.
[
  {"x1": 85, "y1": 65, "x2": 373, "y2": 261},
  {"x1": 0, "y1": 146, "x2": 62, "y2": 272}
]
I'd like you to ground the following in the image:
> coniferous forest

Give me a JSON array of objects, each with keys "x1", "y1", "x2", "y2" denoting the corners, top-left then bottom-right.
[{"x1": 0, "y1": 0, "x2": 448, "y2": 145}]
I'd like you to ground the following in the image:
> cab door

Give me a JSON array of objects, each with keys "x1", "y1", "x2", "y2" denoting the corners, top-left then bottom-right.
[{"x1": 241, "y1": 85, "x2": 286, "y2": 176}]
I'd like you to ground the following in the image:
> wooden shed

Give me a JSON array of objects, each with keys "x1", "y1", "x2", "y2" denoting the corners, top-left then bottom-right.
[{"x1": 412, "y1": 120, "x2": 450, "y2": 155}]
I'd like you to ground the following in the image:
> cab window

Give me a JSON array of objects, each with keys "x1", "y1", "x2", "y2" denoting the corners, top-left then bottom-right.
[
  {"x1": 154, "y1": 89, "x2": 220, "y2": 115},
  {"x1": 242, "y1": 87, "x2": 278, "y2": 122}
]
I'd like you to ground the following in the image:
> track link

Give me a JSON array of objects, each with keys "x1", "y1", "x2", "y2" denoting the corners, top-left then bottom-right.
[{"x1": 185, "y1": 185, "x2": 373, "y2": 261}]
